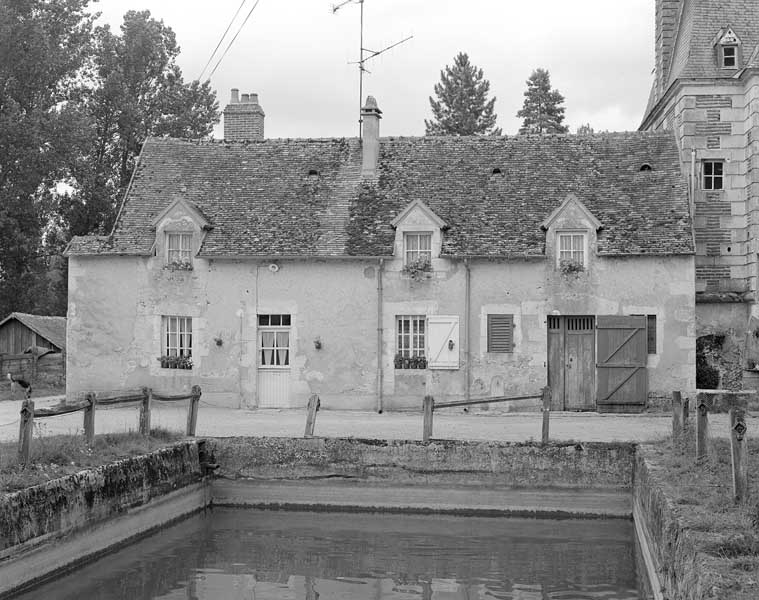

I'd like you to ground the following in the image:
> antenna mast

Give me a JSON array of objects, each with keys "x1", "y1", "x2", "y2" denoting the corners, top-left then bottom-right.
[{"x1": 332, "y1": 0, "x2": 413, "y2": 138}]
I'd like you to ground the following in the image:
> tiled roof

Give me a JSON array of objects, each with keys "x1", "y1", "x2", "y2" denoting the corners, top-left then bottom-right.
[
  {"x1": 67, "y1": 132, "x2": 692, "y2": 259},
  {"x1": 667, "y1": 0, "x2": 759, "y2": 87},
  {"x1": 0, "y1": 313, "x2": 66, "y2": 350},
  {"x1": 643, "y1": 0, "x2": 759, "y2": 124}
]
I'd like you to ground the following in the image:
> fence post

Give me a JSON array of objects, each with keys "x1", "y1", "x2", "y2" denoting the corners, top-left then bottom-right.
[
  {"x1": 139, "y1": 387, "x2": 152, "y2": 435},
  {"x1": 696, "y1": 392, "x2": 709, "y2": 461},
  {"x1": 304, "y1": 394, "x2": 320, "y2": 437},
  {"x1": 423, "y1": 395, "x2": 434, "y2": 442},
  {"x1": 672, "y1": 391, "x2": 682, "y2": 446},
  {"x1": 83, "y1": 392, "x2": 96, "y2": 445},
  {"x1": 18, "y1": 399, "x2": 34, "y2": 466},
  {"x1": 186, "y1": 385, "x2": 201, "y2": 437},
  {"x1": 541, "y1": 386, "x2": 551, "y2": 444},
  {"x1": 729, "y1": 405, "x2": 748, "y2": 503}
]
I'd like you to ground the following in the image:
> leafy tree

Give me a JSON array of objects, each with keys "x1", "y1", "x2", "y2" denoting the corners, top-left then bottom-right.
[
  {"x1": 517, "y1": 68, "x2": 568, "y2": 134},
  {"x1": 60, "y1": 10, "x2": 220, "y2": 238},
  {"x1": 0, "y1": 0, "x2": 94, "y2": 316},
  {"x1": 425, "y1": 52, "x2": 501, "y2": 136},
  {"x1": 576, "y1": 123, "x2": 595, "y2": 135}
]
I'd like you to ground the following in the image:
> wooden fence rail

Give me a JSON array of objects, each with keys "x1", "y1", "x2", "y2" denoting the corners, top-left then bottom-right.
[
  {"x1": 17, "y1": 386, "x2": 201, "y2": 467},
  {"x1": 422, "y1": 387, "x2": 550, "y2": 443}
]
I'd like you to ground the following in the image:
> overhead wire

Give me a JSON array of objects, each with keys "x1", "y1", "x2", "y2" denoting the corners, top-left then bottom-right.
[
  {"x1": 207, "y1": 0, "x2": 262, "y2": 80},
  {"x1": 198, "y1": 0, "x2": 249, "y2": 81}
]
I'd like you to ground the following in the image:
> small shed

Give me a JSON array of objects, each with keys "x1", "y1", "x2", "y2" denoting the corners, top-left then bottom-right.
[{"x1": 0, "y1": 313, "x2": 66, "y2": 355}]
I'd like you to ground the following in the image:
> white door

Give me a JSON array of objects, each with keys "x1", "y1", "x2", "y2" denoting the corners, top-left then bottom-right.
[{"x1": 257, "y1": 314, "x2": 291, "y2": 408}]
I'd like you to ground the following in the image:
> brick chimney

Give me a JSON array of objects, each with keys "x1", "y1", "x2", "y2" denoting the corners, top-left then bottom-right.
[
  {"x1": 361, "y1": 96, "x2": 382, "y2": 178},
  {"x1": 655, "y1": 0, "x2": 681, "y2": 99},
  {"x1": 223, "y1": 88, "x2": 265, "y2": 141}
]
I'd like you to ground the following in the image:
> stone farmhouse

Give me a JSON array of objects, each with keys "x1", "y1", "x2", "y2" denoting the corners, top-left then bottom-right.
[
  {"x1": 640, "y1": 0, "x2": 759, "y2": 388},
  {"x1": 65, "y1": 86, "x2": 695, "y2": 410}
]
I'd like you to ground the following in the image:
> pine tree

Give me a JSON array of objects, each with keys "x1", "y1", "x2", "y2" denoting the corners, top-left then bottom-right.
[
  {"x1": 425, "y1": 52, "x2": 501, "y2": 136},
  {"x1": 517, "y1": 69, "x2": 568, "y2": 134}
]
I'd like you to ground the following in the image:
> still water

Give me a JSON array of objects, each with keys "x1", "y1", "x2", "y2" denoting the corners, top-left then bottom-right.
[{"x1": 17, "y1": 508, "x2": 646, "y2": 599}]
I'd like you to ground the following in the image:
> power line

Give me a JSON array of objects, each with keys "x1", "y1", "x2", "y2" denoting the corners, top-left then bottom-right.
[
  {"x1": 198, "y1": 0, "x2": 249, "y2": 81},
  {"x1": 207, "y1": 0, "x2": 263, "y2": 80}
]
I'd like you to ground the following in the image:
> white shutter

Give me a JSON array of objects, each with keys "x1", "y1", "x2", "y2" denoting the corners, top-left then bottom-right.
[{"x1": 427, "y1": 315, "x2": 460, "y2": 369}]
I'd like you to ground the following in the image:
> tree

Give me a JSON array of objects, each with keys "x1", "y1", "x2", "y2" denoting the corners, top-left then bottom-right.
[
  {"x1": 60, "y1": 10, "x2": 220, "y2": 238},
  {"x1": 576, "y1": 123, "x2": 595, "y2": 135},
  {"x1": 517, "y1": 68, "x2": 568, "y2": 134},
  {"x1": 425, "y1": 52, "x2": 501, "y2": 136},
  {"x1": 0, "y1": 0, "x2": 94, "y2": 316}
]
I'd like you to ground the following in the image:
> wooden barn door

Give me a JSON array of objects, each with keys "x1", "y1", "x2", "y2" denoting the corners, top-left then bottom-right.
[
  {"x1": 547, "y1": 316, "x2": 596, "y2": 411},
  {"x1": 596, "y1": 316, "x2": 647, "y2": 413}
]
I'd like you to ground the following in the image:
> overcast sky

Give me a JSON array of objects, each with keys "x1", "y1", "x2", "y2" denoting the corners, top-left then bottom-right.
[{"x1": 95, "y1": 0, "x2": 655, "y2": 139}]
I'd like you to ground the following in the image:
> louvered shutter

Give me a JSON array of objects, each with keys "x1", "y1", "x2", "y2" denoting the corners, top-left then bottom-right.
[
  {"x1": 487, "y1": 314, "x2": 514, "y2": 352},
  {"x1": 427, "y1": 315, "x2": 460, "y2": 369}
]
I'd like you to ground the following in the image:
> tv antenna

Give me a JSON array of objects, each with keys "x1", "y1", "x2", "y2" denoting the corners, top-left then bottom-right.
[{"x1": 332, "y1": 0, "x2": 413, "y2": 138}]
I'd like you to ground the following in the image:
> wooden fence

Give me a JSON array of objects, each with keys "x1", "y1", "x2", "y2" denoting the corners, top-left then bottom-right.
[
  {"x1": 671, "y1": 389, "x2": 753, "y2": 503},
  {"x1": 17, "y1": 386, "x2": 201, "y2": 466},
  {"x1": 421, "y1": 388, "x2": 551, "y2": 443}
]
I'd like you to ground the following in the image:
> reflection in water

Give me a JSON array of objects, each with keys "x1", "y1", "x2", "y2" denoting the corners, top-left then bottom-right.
[{"x1": 14, "y1": 508, "x2": 645, "y2": 599}]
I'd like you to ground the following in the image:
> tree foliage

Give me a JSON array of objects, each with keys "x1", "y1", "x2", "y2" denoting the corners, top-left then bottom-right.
[
  {"x1": 425, "y1": 52, "x2": 501, "y2": 136},
  {"x1": 576, "y1": 123, "x2": 594, "y2": 135},
  {"x1": 60, "y1": 10, "x2": 219, "y2": 238},
  {"x1": 517, "y1": 68, "x2": 568, "y2": 134},
  {"x1": 0, "y1": 0, "x2": 94, "y2": 315},
  {"x1": 0, "y1": 2, "x2": 220, "y2": 318}
]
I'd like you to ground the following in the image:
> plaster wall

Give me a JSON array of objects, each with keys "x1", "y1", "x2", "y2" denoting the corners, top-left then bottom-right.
[{"x1": 68, "y1": 249, "x2": 694, "y2": 409}]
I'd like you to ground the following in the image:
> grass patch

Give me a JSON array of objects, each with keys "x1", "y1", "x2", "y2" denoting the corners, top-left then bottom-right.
[
  {"x1": 644, "y1": 432, "x2": 759, "y2": 598},
  {"x1": 0, "y1": 428, "x2": 183, "y2": 492}
]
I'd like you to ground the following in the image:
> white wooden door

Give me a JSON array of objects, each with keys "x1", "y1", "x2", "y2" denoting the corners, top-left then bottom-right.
[{"x1": 257, "y1": 314, "x2": 291, "y2": 408}]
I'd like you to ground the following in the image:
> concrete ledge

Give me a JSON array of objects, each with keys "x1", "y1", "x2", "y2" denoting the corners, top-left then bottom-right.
[
  {"x1": 0, "y1": 482, "x2": 210, "y2": 599},
  {"x1": 213, "y1": 479, "x2": 632, "y2": 518}
]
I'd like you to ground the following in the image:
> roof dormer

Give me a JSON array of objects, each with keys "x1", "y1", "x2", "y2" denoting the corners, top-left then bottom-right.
[
  {"x1": 151, "y1": 198, "x2": 212, "y2": 269},
  {"x1": 541, "y1": 194, "x2": 602, "y2": 271},
  {"x1": 715, "y1": 26, "x2": 742, "y2": 70},
  {"x1": 391, "y1": 200, "x2": 447, "y2": 266}
]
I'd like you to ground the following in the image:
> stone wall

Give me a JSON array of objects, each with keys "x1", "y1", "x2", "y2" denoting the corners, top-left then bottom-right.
[
  {"x1": 208, "y1": 437, "x2": 636, "y2": 488},
  {"x1": 0, "y1": 442, "x2": 208, "y2": 597}
]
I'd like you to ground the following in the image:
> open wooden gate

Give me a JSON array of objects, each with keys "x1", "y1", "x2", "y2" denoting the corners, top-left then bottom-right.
[{"x1": 596, "y1": 315, "x2": 647, "y2": 413}]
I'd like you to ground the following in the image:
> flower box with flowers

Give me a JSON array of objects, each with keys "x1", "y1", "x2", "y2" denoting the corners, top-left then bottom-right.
[
  {"x1": 165, "y1": 258, "x2": 193, "y2": 271},
  {"x1": 157, "y1": 355, "x2": 193, "y2": 370},
  {"x1": 394, "y1": 353, "x2": 427, "y2": 369},
  {"x1": 401, "y1": 257, "x2": 433, "y2": 282}
]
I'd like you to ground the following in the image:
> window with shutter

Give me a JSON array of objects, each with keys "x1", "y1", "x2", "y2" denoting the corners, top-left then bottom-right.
[{"x1": 487, "y1": 314, "x2": 514, "y2": 352}]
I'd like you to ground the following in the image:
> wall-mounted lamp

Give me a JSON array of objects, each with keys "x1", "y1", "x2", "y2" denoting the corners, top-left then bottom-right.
[{"x1": 448, "y1": 339, "x2": 455, "y2": 350}]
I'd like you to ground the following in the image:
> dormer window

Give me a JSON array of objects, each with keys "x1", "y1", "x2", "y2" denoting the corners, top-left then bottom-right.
[
  {"x1": 404, "y1": 232, "x2": 432, "y2": 265},
  {"x1": 722, "y1": 45, "x2": 737, "y2": 68},
  {"x1": 167, "y1": 232, "x2": 193, "y2": 269},
  {"x1": 557, "y1": 231, "x2": 587, "y2": 269},
  {"x1": 716, "y1": 27, "x2": 741, "y2": 69}
]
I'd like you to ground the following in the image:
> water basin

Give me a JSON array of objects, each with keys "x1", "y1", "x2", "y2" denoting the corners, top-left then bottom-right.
[{"x1": 14, "y1": 508, "x2": 647, "y2": 599}]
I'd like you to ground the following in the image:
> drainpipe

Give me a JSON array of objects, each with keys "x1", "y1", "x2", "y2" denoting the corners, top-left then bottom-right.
[
  {"x1": 690, "y1": 149, "x2": 696, "y2": 218},
  {"x1": 376, "y1": 258, "x2": 384, "y2": 413},
  {"x1": 464, "y1": 258, "x2": 471, "y2": 403}
]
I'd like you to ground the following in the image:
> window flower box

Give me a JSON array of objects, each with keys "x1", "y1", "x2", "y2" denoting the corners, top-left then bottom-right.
[
  {"x1": 394, "y1": 353, "x2": 426, "y2": 369},
  {"x1": 157, "y1": 355, "x2": 193, "y2": 370},
  {"x1": 165, "y1": 258, "x2": 193, "y2": 271},
  {"x1": 402, "y1": 257, "x2": 432, "y2": 282},
  {"x1": 559, "y1": 258, "x2": 584, "y2": 276}
]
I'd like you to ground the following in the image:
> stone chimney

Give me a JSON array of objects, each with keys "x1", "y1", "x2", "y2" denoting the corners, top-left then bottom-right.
[
  {"x1": 361, "y1": 96, "x2": 382, "y2": 178},
  {"x1": 655, "y1": 0, "x2": 681, "y2": 100},
  {"x1": 223, "y1": 88, "x2": 265, "y2": 141}
]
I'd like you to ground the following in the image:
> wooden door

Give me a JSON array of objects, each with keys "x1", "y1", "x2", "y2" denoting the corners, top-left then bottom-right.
[
  {"x1": 257, "y1": 315, "x2": 292, "y2": 408},
  {"x1": 547, "y1": 316, "x2": 595, "y2": 411},
  {"x1": 596, "y1": 316, "x2": 647, "y2": 413}
]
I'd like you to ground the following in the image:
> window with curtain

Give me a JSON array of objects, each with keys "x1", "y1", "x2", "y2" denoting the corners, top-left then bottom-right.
[
  {"x1": 166, "y1": 232, "x2": 193, "y2": 265},
  {"x1": 259, "y1": 314, "x2": 291, "y2": 367},
  {"x1": 404, "y1": 232, "x2": 432, "y2": 265}
]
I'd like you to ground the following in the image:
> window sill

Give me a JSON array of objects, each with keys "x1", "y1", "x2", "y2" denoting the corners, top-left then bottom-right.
[{"x1": 163, "y1": 264, "x2": 194, "y2": 272}]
